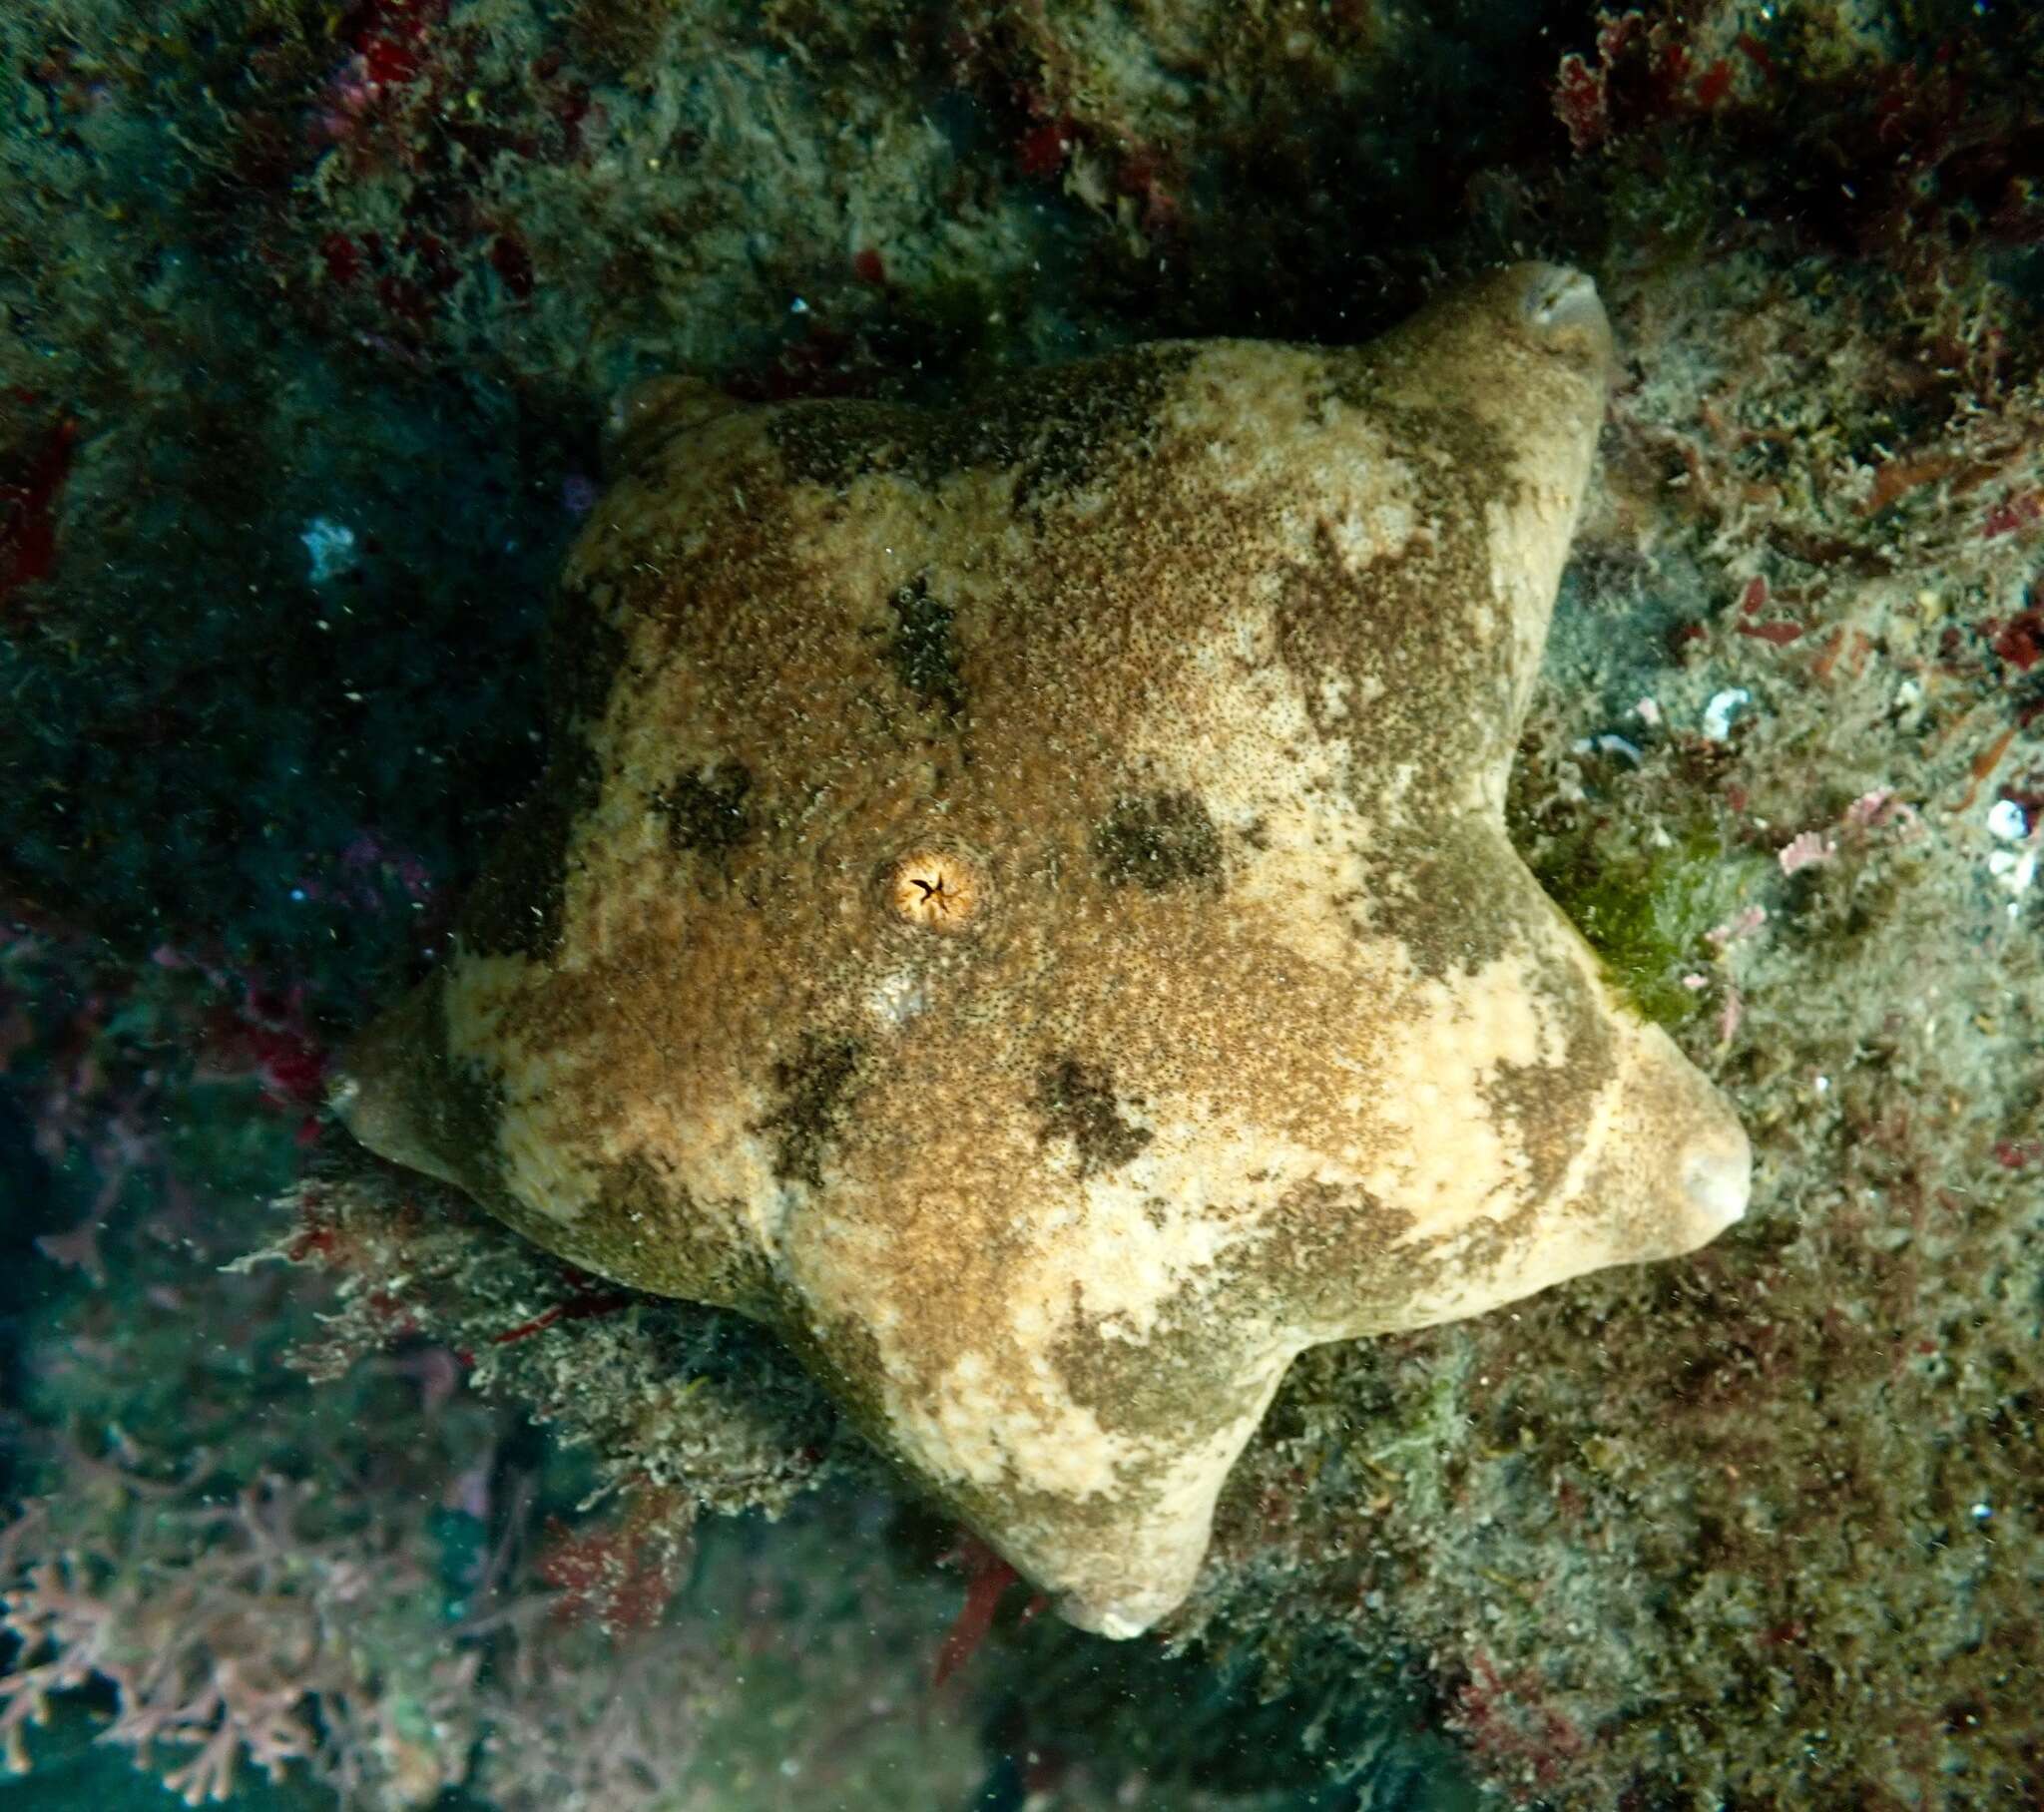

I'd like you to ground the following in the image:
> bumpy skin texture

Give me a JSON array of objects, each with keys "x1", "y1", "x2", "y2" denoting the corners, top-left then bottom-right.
[{"x1": 334, "y1": 264, "x2": 1750, "y2": 1638}]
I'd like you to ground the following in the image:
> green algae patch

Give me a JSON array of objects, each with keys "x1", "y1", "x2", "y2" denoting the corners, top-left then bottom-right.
[{"x1": 1531, "y1": 826, "x2": 1766, "y2": 1028}]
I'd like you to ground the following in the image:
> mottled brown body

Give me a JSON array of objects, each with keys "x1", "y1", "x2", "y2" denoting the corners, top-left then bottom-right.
[{"x1": 335, "y1": 264, "x2": 1750, "y2": 1636}]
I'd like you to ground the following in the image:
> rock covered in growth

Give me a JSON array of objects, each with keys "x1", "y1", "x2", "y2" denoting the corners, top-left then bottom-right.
[{"x1": 333, "y1": 263, "x2": 1750, "y2": 1638}]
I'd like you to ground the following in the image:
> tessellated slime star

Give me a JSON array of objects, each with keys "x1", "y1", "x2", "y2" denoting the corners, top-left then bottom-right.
[{"x1": 333, "y1": 262, "x2": 1752, "y2": 1638}]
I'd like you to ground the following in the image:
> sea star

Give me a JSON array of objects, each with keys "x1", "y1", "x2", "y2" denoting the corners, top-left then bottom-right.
[{"x1": 333, "y1": 262, "x2": 1751, "y2": 1637}]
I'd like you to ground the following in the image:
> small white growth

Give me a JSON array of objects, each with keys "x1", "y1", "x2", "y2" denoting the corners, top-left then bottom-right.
[
  {"x1": 1985, "y1": 799, "x2": 2036, "y2": 916},
  {"x1": 1986, "y1": 798, "x2": 2028, "y2": 842},
  {"x1": 301, "y1": 517, "x2": 359, "y2": 584},
  {"x1": 1702, "y1": 687, "x2": 1751, "y2": 741},
  {"x1": 1778, "y1": 830, "x2": 1833, "y2": 875},
  {"x1": 1706, "y1": 904, "x2": 1768, "y2": 949}
]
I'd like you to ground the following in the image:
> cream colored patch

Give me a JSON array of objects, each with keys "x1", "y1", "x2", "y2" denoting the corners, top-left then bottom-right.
[
  {"x1": 1362, "y1": 946, "x2": 1559, "y2": 1232},
  {"x1": 1006, "y1": 1115, "x2": 1307, "y2": 1342},
  {"x1": 662, "y1": 1097, "x2": 787, "y2": 1256},
  {"x1": 864, "y1": 965, "x2": 930, "y2": 1029},
  {"x1": 493, "y1": 1098, "x2": 603, "y2": 1227},
  {"x1": 1485, "y1": 479, "x2": 1594, "y2": 751},
  {"x1": 824, "y1": 1110, "x2": 1344, "y2": 1513},
  {"x1": 1055, "y1": 1347, "x2": 1300, "y2": 1637},
  {"x1": 551, "y1": 765, "x2": 691, "y2": 965},
  {"x1": 890, "y1": 1349, "x2": 1132, "y2": 1497},
  {"x1": 1376, "y1": 759, "x2": 1422, "y2": 818},
  {"x1": 1127, "y1": 602, "x2": 1368, "y2": 970},
  {"x1": 1318, "y1": 482, "x2": 1421, "y2": 573}
]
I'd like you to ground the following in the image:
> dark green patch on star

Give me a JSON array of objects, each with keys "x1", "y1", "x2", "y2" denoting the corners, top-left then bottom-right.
[
  {"x1": 766, "y1": 344, "x2": 1198, "y2": 507},
  {"x1": 757, "y1": 1033, "x2": 864, "y2": 1189},
  {"x1": 1034, "y1": 1056, "x2": 1154, "y2": 1177},
  {"x1": 885, "y1": 577, "x2": 966, "y2": 719},
  {"x1": 655, "y1": 760, "x2": 754, "y2": 862},
  {"x1": 1092, "y1": 790, "x2": 1224, "y2": 891},
  {"x1": 459, "y1": 737, "x2": 603, "y2": 961},
  {"x1": 549, "y1": 598, "x2": 632, "y2": 738}
]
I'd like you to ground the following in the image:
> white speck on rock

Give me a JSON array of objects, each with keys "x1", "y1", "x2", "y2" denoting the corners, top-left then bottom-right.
[
  {"x1": 1987, "y1": 846, "x2": 2036, "y2": 901},
  {"x1": 1986, "y1": 798, "x2": 2028, "y2": 842},
  {"x1": 1702, "y1": 687, "x2": 1751, "y2": 741}
]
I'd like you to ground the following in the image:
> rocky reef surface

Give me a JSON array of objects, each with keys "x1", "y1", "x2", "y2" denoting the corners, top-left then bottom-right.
[{"x1": 2, "y1": 3, "x2": 2040, "y2": 1806}]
